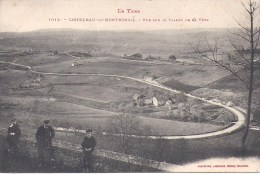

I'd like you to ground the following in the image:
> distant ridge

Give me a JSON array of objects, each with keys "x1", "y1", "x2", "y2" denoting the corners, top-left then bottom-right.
[{"x1": 0, "y1": 27, "x2": 236, "y2": 34}]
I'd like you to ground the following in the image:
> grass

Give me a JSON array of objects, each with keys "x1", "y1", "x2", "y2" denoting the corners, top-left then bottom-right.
[
  {"x1": 205, "y1": 69, "x2": 260, "y2": 92},
  {"x1": 32, "y1": 56, "x2": 231, "y2": 88},
  {"x1": 0, "y1": 49, "x2": 232, "y2": 90},
  {"x1": 0, "y1": 63, "x2": 236, "y2": 134},
  {"x1": 1, "y1": 28, "x2": 258, "y2": 166},
  {"x1": 0, "y1": 52, "x2": 74, "y2": 67},
  {"x1": 0, "y1": 96, "x2": 225, "y2": 136},
  {"x1": 52, "y1": 85, "x2": 133, "y2": 103},
  {"x1": 194, "y1": 68, "x2": 260, "y2": 112},
  {"x1": 9, "y1": 122, "x2": 259, "y2": 166},
  {"x1": 162, "y1": 78, "x2": 199, "y2": 92}
]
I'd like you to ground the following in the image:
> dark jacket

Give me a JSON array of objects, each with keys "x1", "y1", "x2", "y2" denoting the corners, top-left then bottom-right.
[
  {"x1": 81, "y1": 136, "x2": 96, "y2": 154},
  {"x1": 35, "y1": 125, "x2": 55, "y2": 144},
  {"x1": 6, "y1": 123, "x2": 21, "y2": 144}
]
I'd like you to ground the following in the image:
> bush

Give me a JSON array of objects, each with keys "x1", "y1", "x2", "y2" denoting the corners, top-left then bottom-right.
[
  {"x1": 175, "y1": 93, "x2": 188, "y2": 103},
  {"x1": 168, "y1": 55, "x2": 177, "y2": 61},
  {"x1": 107, "y1": 114, "x2": 153, "y2": 154},
  {"x1": 131, "y1": 53, "x2": 142, "y2": 58}
]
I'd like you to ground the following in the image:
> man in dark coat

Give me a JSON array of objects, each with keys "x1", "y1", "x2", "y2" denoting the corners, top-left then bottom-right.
[
  {"x1": 81, "y1": 129, "x2": 96, "y2": 172},
  {"x1": 35, "y1": 120, "x2": 55, "y2": 166},
  {"x1": 6, "y1": 118, "x2": 21, "y2": 155}
]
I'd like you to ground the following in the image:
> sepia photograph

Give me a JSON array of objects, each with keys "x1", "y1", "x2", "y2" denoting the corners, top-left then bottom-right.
[{"x1": 0, "y1": 0, "x2": 260, "y2": 172}]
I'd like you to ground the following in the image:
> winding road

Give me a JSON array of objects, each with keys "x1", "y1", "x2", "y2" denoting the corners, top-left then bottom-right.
[{"x1": 0, "y1": 60, "x2": 246, "y2": 140}]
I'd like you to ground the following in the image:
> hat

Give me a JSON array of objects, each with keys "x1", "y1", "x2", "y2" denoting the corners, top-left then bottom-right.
[
  {"x1": 43, "y1": 120, "x2": 50, "y2": 124},
  {"x1": 86, "y1": 129, "x2": 92, "y2": 133}
]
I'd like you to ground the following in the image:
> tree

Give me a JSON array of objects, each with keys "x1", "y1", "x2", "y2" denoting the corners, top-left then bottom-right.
[
  {"x1": 168, "y1": 54, "x2": 177, "y2": 61},
  {"x1": 190, "y1": 0, "x2": 260, "y2": 151},
  {"x1": 107, "y1": 114, "x2": 144, "y2": 154}
]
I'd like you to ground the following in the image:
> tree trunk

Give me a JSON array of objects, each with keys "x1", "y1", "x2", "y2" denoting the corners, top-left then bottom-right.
[
  {"x1": 241, "y1": 86, "x2": 253, "y2": 152},
  {"x1": 241, "y1": 5, "x2": 255, "y2": 152}
]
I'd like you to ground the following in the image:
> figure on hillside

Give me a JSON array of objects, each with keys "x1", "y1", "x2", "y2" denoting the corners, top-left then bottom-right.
[
  {"x1": 81, "y1": 129, "x2": 97, "y2": 172},
  {"x1": 6, "y1": 118, "x2": 21, "y2": 157},
  {"x1": 35, "y1": 120, "x2": 55, "y2": 167}
]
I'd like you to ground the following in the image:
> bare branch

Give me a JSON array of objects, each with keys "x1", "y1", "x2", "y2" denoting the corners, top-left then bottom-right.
[
  {"x1": 254, "y1": 4, "x2": 260, "y2": 12},
  {"x1": 233, "y1": 17, "x2": 250, "y2": 32},
  {"x1": 253, "y1": 28, "x2": 260, "y2": 36},
  {"x1": 228, "y1": 30, "x2": 251, "y2": 42},
  {"x1": 238, "y1": 28, "x2": 251, "y2": 36},
  {"x1": 254, "y1": 31, "x2": 260, "y2": 50},
  {"x1": 227, "y1": 36, "x2": 250, "y2": 64},
  {"x1": 242, "y1": 2, "x2": 251, "y2": 13},
  {"x1": 214, "y1": 35, "x2": 219, "y2": 52},
  {"x1": 190, "y1": 43, "x2": 250, "y2": 89},
  {"x1": 229, "y1": 56, "x2": 250, "y2": 69},
  {"x1": 204, "y1": 35, "x2": 216, "y2": 58}
]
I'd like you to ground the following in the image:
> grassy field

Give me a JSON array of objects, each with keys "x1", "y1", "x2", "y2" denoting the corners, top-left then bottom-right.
[
  {"x1": 0, "y1": 55, "x2": 237, "y2": 132},
  {"x1": 1, "y1": 29, "x2": 259, "y2": 165},
  {"x1": 0, "y1": 52, "x2": 74, "y2": 67},
  {"x1": 192, "y1": 69, "x2": 260, "y2": 115},
  {"x1": 32, "y1": 56, "x2": 230, "y2": 87},
  {"x1": 53, "y1": 85, "x2": 133, "y2": 103},
  {"x1": 0, "y1": 94, "x2": 225, "y2": 136}
]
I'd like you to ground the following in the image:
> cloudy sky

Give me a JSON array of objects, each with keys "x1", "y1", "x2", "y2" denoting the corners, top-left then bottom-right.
[{"x1": 0, "y1": 0, "x2": 259, "y2": 32}]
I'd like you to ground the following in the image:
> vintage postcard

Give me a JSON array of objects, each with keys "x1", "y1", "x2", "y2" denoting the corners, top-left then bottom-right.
[{"x1": 0, "y1": 0, "x2": 260, "y2": 172}]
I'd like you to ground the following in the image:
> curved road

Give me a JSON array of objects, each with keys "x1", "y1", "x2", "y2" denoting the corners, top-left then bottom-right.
[{"x1": 0, "y1": 60, "x2": 246, "y2": 139}]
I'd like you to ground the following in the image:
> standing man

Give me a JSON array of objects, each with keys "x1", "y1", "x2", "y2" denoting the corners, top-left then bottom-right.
[
  {"x1": 6, "y1": 118, "x2": 21, "y2": 154},
  {"x1": 81, "y1": 129, "x2": 96, "y2": 172},
  {"x1": 35, "y1": 120, "x2": 55, "y2": 167}
]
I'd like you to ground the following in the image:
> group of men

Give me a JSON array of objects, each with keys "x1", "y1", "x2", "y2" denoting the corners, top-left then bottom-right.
[{"x1": 5, "y1": 118, "x2": 96, "y2": 172}]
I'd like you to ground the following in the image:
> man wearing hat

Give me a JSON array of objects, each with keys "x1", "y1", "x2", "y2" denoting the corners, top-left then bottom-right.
[
  {"x1": 35, "y1": 120, "x2": 55, "y2": 166},
  {"x1": 81, "y1": 129, "x2": 96, "y2": 172},
  {"x1": 6, "y1": 118, "x2": 21, "y2": 155}
]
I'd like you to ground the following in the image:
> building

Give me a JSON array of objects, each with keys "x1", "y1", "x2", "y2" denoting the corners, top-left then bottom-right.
[{"x1": 133, "y1": 94, "x2": 144, "y2": 101}]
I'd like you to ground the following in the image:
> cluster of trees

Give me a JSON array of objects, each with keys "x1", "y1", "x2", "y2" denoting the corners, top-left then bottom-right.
[{"x1": 165, "y1": 102, "x2": 233, "y2": 125}]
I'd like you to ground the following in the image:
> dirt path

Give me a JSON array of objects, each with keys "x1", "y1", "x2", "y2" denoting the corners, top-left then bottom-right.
[{"x1": 0, "y1": 61, "x2": 246, "y2": 140}]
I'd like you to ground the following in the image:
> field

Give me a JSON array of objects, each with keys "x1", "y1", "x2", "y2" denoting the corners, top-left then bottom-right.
[
  {"x1": 0, "y1": 71, "x2": 229, "y2": 133},
  {"x1": 0, "y1": 29, "x2": 259, "y2": 165},
  {"x1": 0, "y1": 49, "x2": 234, "y2": 135}
]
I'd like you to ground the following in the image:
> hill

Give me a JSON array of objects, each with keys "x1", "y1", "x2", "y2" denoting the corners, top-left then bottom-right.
[{"x1": 0, "y1": 29, "x2": 233, "y2": 58}]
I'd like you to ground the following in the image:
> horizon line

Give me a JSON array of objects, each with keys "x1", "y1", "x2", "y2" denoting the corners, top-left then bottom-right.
[{"x1": 0, "y1": 27, "x2": 242, "y2": 33}]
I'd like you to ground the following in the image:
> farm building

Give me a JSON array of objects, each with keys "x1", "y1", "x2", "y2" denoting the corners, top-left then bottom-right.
[
  {"x1": 136, "y1": 99, "x2": 145, "y2": 107},
  {"x1": 143, "y1": 75, "x2": 157, "y2": 82},
  {"x1": 168, "y1": 104, "x2": 178, "y2": 110},
  {"x1": 71, "y1": 61, "x2": 84, "y2": 67},
  {"x1": 144, "y1": 98, "x2": 153, "y2": 105},
  {"x1": 143, "y1": 55, "x2": 160, "y2": 60},
  {"x1": 226, "y1": 101, "x2": 235, "y2": 107},
  {"x1": 133, "y1": 94, "x2": 144, "y2": 101},
  {"x1": 49, "y1": 50, "x2": 58, "y2": 56},
  {"x1": 121, "y1": 53, "x2": 127, "y2": 58},
  {"x1": 144, "y1": 76, "x2": 155, "y2": 82},
  {"x1": 165, "y1": 99, "x2": 173, "y2": 106},
  {"x1": 130, "y1": 53, "x2": 142, "y2": 58},
  {"x1": 121, "y1": 53, "x2": 143, "y2": 59},
  {"x1": 152, "y1": 96, "x2": 166, "y2": 107}
]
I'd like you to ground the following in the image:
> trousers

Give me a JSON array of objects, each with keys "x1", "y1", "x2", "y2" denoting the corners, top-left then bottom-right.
[
  {"x1": 37, "y1": 141, "x2": 54, "y2": 164},
  {"x1": 83, "y1": 152, "x2": 94, "y2": 172}
]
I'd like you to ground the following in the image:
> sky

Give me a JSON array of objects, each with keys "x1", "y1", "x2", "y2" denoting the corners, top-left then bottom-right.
[{"x1": 0, "y1": 0, "x2": 259, "y2": 32}]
